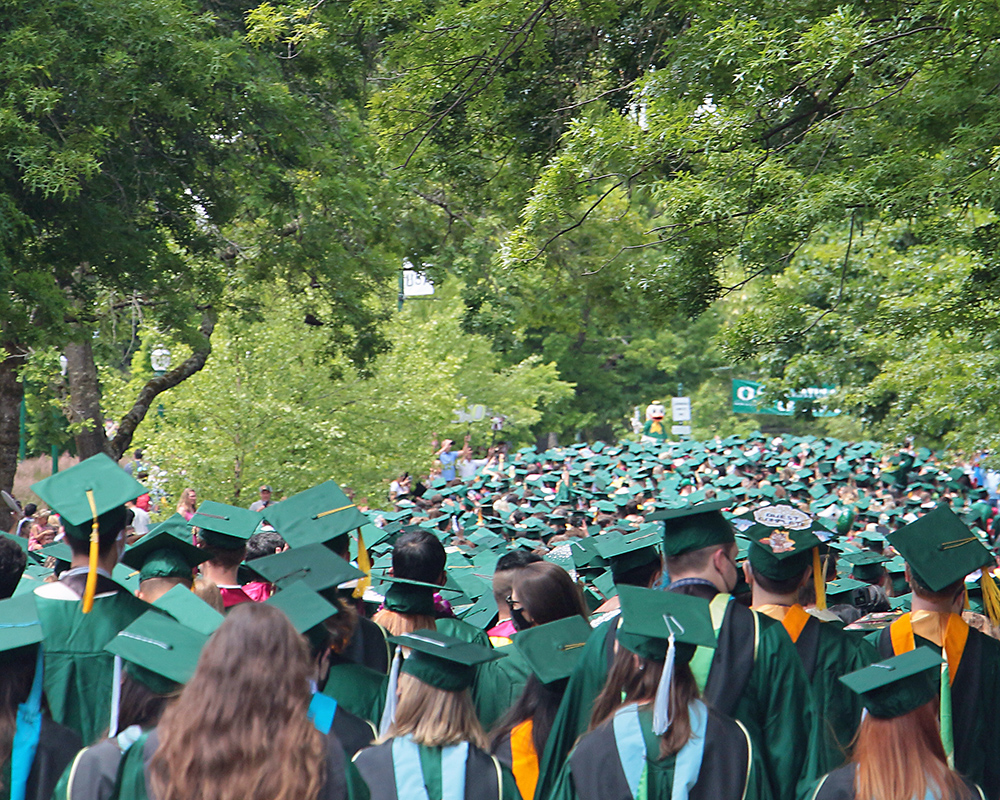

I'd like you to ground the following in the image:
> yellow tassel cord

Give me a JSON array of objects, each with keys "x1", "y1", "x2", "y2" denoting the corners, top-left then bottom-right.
[
  {"x1": 82, "y1": 489, "x2": 100, "y2": 614},
  {"x1": 980, "y1": 569, "x2": 1000, "y2": 628},
  {"x1": 477, "y1": 507, "x2": 483, "y2": 526},
  {"x1": 812, "y1": 548, "x2": 827, "y2": 611},
  {"x1": 352, "y1": 527, "x2": 372, "y2": 600}
]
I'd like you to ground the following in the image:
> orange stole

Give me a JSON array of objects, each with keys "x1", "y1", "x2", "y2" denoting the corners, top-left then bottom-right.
[
  {"x1": 889, "y1": 613, "x2": 968, "y2": 685},
  {"x1": 781, "y1": 604, "x2": 812, "y2": 643},
  {"x1": 510, "y1": 719, "x2": 540, "y2": 800}
]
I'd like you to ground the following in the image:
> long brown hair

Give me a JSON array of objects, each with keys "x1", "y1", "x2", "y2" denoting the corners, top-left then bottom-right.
[
  {"x1": 0, "y1": 646, "x2": 38, "y2": 791},
  {"x1": 853, "y1": 701, "x2": 969, "y2": 800},
  {"x1": 589, "y1": 646, "x2": 700, "y2": 758},
  {"x1": 511, "y1": 561, "x2": 590, "y2": 626},
  {"x1": 386, "y1": 673, "x2": 487, "y2": 749},
  {"x1": 150, "y1": 604, "x2": 326, "y2": 800}
]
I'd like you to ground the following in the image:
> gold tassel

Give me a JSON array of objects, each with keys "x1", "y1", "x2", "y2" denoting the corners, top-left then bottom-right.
[
  {"x1": 812, "y1": 548, "x2": 827, "y2": 611},
  {"x1": 980, "y1": 568, "x2": 1000, "y2": 628},
  {"x1": 477, "y1": 506, "x2": 483, "y2": 526},
  {"x1": 352, "y1": 527, "x2": 371, "y2": 600},
  {"x1": 83, "y1": 489, "x2": 99, "y2": 614}
]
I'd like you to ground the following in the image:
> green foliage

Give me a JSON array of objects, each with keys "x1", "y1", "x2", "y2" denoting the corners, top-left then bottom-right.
[{"x1": 115, "y1": 283, "x2": 572, "y2": 507}]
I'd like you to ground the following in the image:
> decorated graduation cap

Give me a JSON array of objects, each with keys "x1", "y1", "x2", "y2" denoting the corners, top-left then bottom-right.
[
  {"x1": 263, "y1": 481, "x2": 368, "y2": 548},
  {"x1": 647, "y1": 501, "x2": 735, "y2": 557},
  {"x1": 513, "y1": 615, "x2": 593, "y2": 684},
  {"x1": 839, "y1": 647, "x2": 942, "y2": 719},
  {"x1": 31, "y1": 453, "x2": 145, "y2": 612},
  {"x1": 249, "y1": 542, "x2": 364, "y2": 596},
  {"x1": 392, "y1": 629, "x2": 502, "y2": 692},
  {"x1": 265, "y1": 580, "x2": 339, "y2": 652},
  {"x1": 121, "y1": 529, "x2": 208, "y2": 584},
  {"x1": 106, "y1": 609, "x2": 209, "y2": 694},
  {"x1": 189, "y1": 501, "x2": 259, "y2": 550},
  {"x1": 616, "y1": 584, "x2": 716, "y2": 736}
]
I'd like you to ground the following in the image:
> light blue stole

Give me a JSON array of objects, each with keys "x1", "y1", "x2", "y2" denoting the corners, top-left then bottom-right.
[{"x1": 391, "y1": 735, "x2": 469, "y2": 800}]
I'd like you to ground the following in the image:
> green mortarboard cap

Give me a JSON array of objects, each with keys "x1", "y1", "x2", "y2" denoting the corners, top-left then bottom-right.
[
  {"x1": 122, "y1": 530, "x2": 207, "y2": 583},
  {"x1": 113, "y1": 563, "x2": 141, "y2": 593},
  {"x1": 39, "y1": 541, "x2": 73, "y2": 565},
  {"x1": 152, "y1": 584, "x2": 225, "y2": 636},
  {"x1": 146, "y1": 513, "x2": 193, "y2": 540},
  {"x1": 839, "y1": 647, "x2": 942, "y2": 718},
  {"x1": 457, "y1": 593, "x2": 499, "y2": 630},
  {"x1": 616, "y1": 585, "x2": 716, "y2": 661},
  {"x1": 594, "y1": 527, "x2": 661, "y2": 578},
  {"x1": 513, "y1": 615, "x2": 593, "y2": 684},
  {"x1": 249, "y1": 542, "x2": 364, "y2": 593},
  {"x1": 31, "y1": 453, "x2": 144, "y2": 540},
  {"x1": 371, "y1": 573, "x2": 462, "y2": 616},
  {"x1": 393, "y1": 630, "x2": 502, "y2": 691},
  {"x1": 189, "y1": 501, "x2": 259, "y2": 550},
  {"x1": 826, "y1": 577, "x2": 868, "y2": 604},
  {"x1": 265, "y1": 581, "x2": 339, "y2": 651},
  {"x1": 745, "y1": 506, "x2": 823, "y2": 582},
  {"x1": 106, "y1": 610, "x2": 209, "y2": 694},
  {"x1": 647, "y1": 501, "x2": 735, "y2": 557},
  {"x1": 843, "y1": 550, "x2": 888, "y2": 583},
  {"x1": 888, "y1": 504, "x2": 993, "y2": 592},
  {"x1": 0, "y1": 594, "x2": 44, "y2": 651},
  {"x1": 0, "y1": 532, "x2": 29, "y2": 555}
]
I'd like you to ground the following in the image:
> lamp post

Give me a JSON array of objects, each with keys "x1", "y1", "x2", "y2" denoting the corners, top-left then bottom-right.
[{"x1": 151, "y1": 345, "x2": 171, "y2": 420}]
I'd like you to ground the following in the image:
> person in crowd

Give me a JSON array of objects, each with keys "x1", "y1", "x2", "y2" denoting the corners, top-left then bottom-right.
[
  {"x1": 0, "y1": 594, "x2": 82, "y2": 800},
  {"x1": 30, "y1": 455, "x2": 151, "y2": 744},
  {"x1": 353, "y1": 631, "x2": 520, "y2": 800},
  {"x1": 0, "y1": 535, "x2": 27, "y2": 599},
  {"x1": 249, "y1": 484, "x2": 274, "y2": 512},
  {"x1": 174, "y1": 489, "x2": 197, "y2": 522},
  {"x1": 190, "y1": 501, "x2": 259, "y2": 610},
  {"x1": 806, "y1": 649, "x2": 985, "y2": 800},
  {"x1": 487, "y1": 550, "x2": 544, "y2": 646},
  {"x1": 114, "y1": 603, "x2": 370, "y2": 800},
  {"x1": 548, "y1": 587, "x2": 768, "y2": 800}
]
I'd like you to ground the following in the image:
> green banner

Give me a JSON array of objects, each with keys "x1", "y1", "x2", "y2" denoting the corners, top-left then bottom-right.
[{"x1": 732, "y1": 379, "x2": 839, "y2": 416}]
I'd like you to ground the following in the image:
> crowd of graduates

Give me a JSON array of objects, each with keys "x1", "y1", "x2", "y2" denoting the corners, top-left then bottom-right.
[{"x1": 2, "y1": 432, "x2": 1000, "y2": 800}]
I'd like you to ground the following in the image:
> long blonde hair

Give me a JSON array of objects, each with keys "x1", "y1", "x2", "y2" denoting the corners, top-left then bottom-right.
[
  {"x1": 386, "y1": 673, "x2": 487, "y2": 749},
  {"x1": 150, "y1": 604, "x2": 326, "y2": 800}
]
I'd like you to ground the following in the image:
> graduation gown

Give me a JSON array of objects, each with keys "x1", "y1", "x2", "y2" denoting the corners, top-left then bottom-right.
[
  {"x1": 470, "y1": 644, "x2": 531, "y2": 730},
  {"x1": 868, "y1": 612, "x2": 1000, "y2": 800},
  {"x1": 1, "y1": 716, "x2": 81, "y2": 800},
  {"x1": 352, "y1": 738, "x2": 520, "y2": 800},
  {"x1": 111, "y1": 727, "x2": 370, "y2": 800},
  {"x1": 324, "y1": 657, "x2": 389, "y2": 725},
  {"x1": 537, "y1": 590, "x2": 820, "y2": 800},
  {"x1": 548, "y1": 703, "x2": 768, "y2": 800},
  {"x1": 806, "y1": 763, "x2": 984, "y2": 800},
  {"x1": 34, "y1": 573, "x2": 150, "y2": 744},
  {"x1": 754, "y1": 605, "x2": 877, "y2": 774},
  {"x1": 331, "y1": 705, "x2": 377, "y2": 758},
  {"x1": 52, "y1": 726, "x2": 144, "y2": 800},
  {"x1": 341, "y1": 617, "x2": 391, "y2": 675}
]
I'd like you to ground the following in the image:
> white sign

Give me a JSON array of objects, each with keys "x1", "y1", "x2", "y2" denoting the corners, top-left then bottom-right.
[
  {"x1": 402, "y1": 269, "x2": 434, "y2": 297},
  {"x1": 752, "y1": 505, "x2": 812, "y2": 530},
  {"x1": 671, "y1": 425, "x2": 691, "y2": 435},
  {"x1": 671, "y1": 397, "x2": 691, "y2": 422},
  {"x1": 452, "y1": 404, "x2": 490, "y2": 424}
]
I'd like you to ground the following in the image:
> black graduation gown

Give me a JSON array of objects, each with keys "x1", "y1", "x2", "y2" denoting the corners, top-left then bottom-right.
[
  {"x1": 12, "y1": 716, "x2": 83, "y2": 800},
  {"x1": 332, "y1": 706, "x2": 377, "y2": 758},
  {"x1": 341, "y1": 616, "x2": 391, "y2": 675},
  {"x1": 809, "y1": 763, "x2": 984, "y2": 800}
]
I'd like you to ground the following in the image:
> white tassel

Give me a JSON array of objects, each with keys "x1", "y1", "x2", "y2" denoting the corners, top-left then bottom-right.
[
  {"x1": 109, "y1": 655, "x2": 123, "y2": 738},
  {"x1": 652, "y1": 613, "x2": 681, "y2": 736},
  {"x1": 379, "y1": 648, "x2": 404, "y2": 737}
]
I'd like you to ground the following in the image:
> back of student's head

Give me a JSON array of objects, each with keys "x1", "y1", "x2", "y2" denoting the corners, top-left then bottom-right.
[
  {"x1": 512, "y1": 561, "x2": 589, "y2": 627},
  {"x1": 392, "y1": 530, "x2": 446, "y2": 584},
  {"x1": 492, "y1": 550, "x2": 544, "y2": 606},
  {"x1": 67, "y1": 507, "x2": 133, "y2": 558},
  {"x1": 0, "y1": 538, "x2": 27, "y2": 599}
]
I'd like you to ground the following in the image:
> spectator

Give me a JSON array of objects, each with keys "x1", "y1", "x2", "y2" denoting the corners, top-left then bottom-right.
[
  {"x1": 436, "y1": 439, "x2": 458, "y2": 481},
  {"x1": 176, "y1": 487, "x2": 197, "y2": 521},
  {"x1": 249, "y1": 484, "x2": 274, "y2": 512}
]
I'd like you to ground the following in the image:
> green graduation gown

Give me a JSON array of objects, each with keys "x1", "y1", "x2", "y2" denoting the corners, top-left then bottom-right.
[
  {"x1": 867, "y1": 615, "x2": 1000, "y2": 800},
  {"x1": 537, "y1": 591, "x2": 821, "y2": 800},
  {"x1": 470, "y1": 644, "x2": 532, "y2": 730},
  {"x1": 352, "y1": 738, "x2": 521, "y2": 800},
  {"x1": 548, "y1": 704, "x2": 768, "y2": 800},
  {"x1": 324, "y1": 657, "x2": 389, "y2": 725},
  {"x1": 758, "y1": 606, "x2": 877, "y2": 775},
  {"x1": 34, "y1": 573, "x2": 150, "y2": 745},
  {"x1": 111, "y1": 728, "x2": 370, "y2": 800}
]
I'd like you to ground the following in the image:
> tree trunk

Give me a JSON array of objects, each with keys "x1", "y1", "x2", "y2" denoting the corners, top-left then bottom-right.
[
  {"x1": 0, "y1": 346, "x2": 25, "y2": 532},
  {"x1": 109, "y1": 308, "x2": 216, "y2": 460},
  {"x1": 65, "y1": 338, "x2": 109, "y2": 459}
]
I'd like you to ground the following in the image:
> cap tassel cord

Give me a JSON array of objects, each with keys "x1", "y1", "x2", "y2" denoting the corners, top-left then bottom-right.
[
  {"x1": 83, "y1": 489, "x2": 100, "y2": 614},
  {"x1": 812, "y1": 548, "x2": 827, "y2": 611},
  {"x1": 652, "y1": 614, "x2": 680, "y2": 736},
  {"x1": 379, "y1": 648, "x2": 403, "y2": 737},
  {"x1": 353, "y1": 527, "x2": 371, "y2": 600},
  {"x1": 979, "y1": 568, "x2": 1000, "y2": 628}
]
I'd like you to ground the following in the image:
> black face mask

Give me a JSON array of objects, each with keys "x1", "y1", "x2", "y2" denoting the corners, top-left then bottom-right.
[{"x1": 509, "y1": 605, "x2": 531, "y2": 632}]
